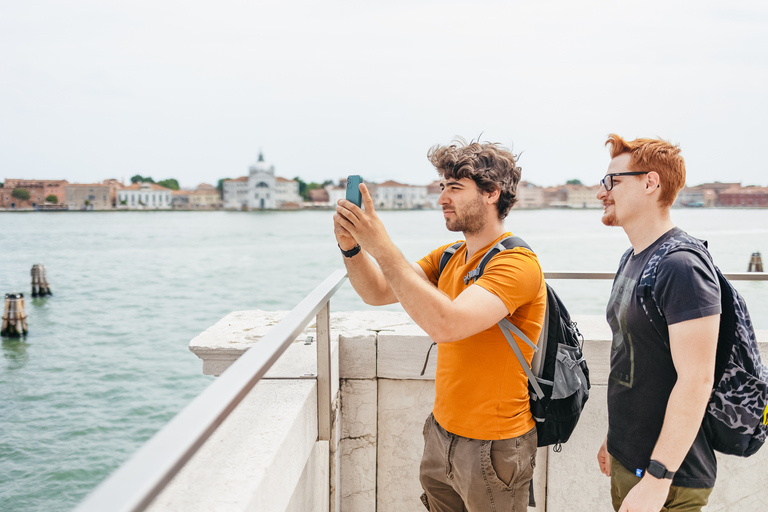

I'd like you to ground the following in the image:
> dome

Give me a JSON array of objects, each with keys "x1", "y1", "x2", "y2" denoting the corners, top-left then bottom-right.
[{"x1": 250, "y1": 151, "x2": 273, "y2": 173}]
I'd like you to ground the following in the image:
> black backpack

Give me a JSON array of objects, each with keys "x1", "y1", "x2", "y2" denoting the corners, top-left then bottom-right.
[
  {"x1": 420, "y1": 236, "x2": 591, "y2": 449},
  {"x1": 629, "y1": 232, "x2": 768, "y2": 456}
]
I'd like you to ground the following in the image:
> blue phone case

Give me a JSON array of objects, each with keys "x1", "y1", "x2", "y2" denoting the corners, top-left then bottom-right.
[{"x1": 346, "y1": 175, "x2": 363, "y2": 207}]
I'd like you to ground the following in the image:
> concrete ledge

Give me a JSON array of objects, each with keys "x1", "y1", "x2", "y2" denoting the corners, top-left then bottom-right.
[
  {"x1": 146, "y1": 379, "x2": 320, "y2": 512},
  {"x1": 286, "y1": 441, "x2": 330, "y2": 512},
  {"x1": 190, "y1": 310, "x2": 412, "y2": 378}
]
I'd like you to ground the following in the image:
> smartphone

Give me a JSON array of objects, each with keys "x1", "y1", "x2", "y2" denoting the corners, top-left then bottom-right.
[{"x1": 346, "y1": 175, "x2": 363, "y2": 207}]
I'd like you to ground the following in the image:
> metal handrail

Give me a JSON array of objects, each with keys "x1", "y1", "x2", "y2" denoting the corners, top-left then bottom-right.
[
  {"x1": 74, "y1": 268, "x2": 767, "y2": 512},
  {"x1": 544, "y1": 271, "x2": 768, "y2": 281},
  {"x1": 75, "y1": 269, "x2": 348, "y2": 512}
]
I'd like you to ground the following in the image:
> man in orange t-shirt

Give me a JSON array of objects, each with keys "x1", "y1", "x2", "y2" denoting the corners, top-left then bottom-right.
[{"x1": 333, "y1": 139, "x2": 546, "y2": 511}]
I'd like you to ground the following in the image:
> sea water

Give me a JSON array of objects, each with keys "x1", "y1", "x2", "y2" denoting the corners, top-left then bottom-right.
[{"x1": 1, "y1": 208, "x2": 767, "y2": 511}]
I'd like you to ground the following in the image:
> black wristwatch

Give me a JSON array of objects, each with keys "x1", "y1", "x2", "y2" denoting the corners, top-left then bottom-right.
[
  {"x1": 339, "y1": 244, "x2": 361, "y2": 258},
  {"x1": 646, "y1": 460, "x2": 675, "y2": 480}
]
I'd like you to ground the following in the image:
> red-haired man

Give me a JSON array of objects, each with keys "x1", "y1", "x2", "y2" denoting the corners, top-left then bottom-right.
[{"x1": 596, "y1": 134, "x2": 720, "y2": 512}]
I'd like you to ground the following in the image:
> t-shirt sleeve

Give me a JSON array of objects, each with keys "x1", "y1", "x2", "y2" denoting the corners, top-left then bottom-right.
[
  {"x1": 655, "y1": 249, "x2": 721, "y2": 325},
  {"x1": 473, "y1": 249, "x2": 543, "y2": 315},
  {"x1": 417, "y1": 241, "x2": 462, "y2": 286}
]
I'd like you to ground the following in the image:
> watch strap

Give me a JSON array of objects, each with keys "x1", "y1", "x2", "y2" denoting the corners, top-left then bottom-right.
[
  {"x1": 646, "y1": 459, "x2": 675, "y2": 480},
  {"x1": 339, "y1": 244, "x2": 361, "y2": 258}
]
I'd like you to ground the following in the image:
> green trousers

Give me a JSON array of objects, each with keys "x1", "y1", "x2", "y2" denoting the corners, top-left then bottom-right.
[{"x1": 610, "y1": 456, "x2": 713, "y2": 512}]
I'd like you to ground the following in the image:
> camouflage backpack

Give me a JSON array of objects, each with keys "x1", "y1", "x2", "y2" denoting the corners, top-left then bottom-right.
[{"x1": 630, "y1": 232, "x2": 768, "y2": 456}]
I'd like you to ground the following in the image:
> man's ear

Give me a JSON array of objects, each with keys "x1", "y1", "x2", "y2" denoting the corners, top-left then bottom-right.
[
  {"x1": 485, "y1": 187, "x2": 501, "y2": 204},
  {"x1": 646, "y1": 172, "x2": 661, "y2": 192}
]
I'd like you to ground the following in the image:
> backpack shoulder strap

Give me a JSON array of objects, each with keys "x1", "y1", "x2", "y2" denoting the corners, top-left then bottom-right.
[
  {"x1": 637, "y1": 233, "x2": 711, "y2": 343},
  {"x1": 464, "y1": 235, "x2": 532, "y2": 284},
  {"x1": 437, "y1": 242, "x2": 465, "y2": 278},
  {"x1": 498, "y1": 318, "x2": 544, "y2": 400}
]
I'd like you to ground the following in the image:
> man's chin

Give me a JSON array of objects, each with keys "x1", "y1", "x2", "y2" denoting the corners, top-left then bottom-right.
[
  {"x1": 444, "y1": 220, "x2": 462, "y2": 232},
  {"x1": 601, "y1": 213, "x2": 618, "y2": 227}
]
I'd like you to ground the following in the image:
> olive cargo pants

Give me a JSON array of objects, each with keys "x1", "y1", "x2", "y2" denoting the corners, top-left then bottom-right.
[{"x1": 419, "y1": 413, "x2": 537, "y2": 511}]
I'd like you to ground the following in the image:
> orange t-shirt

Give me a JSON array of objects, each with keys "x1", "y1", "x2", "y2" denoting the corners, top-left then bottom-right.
[{"x1": 417, "y1": 232, "x2": 547, "y2": 440}]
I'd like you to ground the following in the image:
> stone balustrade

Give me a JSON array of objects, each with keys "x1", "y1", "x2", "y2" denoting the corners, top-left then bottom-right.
[{"x1": 149, "y1": 310, "x2": 768, "y2": 511}]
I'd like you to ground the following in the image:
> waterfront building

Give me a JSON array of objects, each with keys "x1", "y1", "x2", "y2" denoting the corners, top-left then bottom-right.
[
  {"x1": 697, "y1": 182, "x2": 741, "y2": 206},
  {"x1": 543, "y1": 185, "x2": 568, "y2": 208},
  {"x1": 117, "y1": 182, "x2": 172, "y2": 209},
  {"x1": 718, "y1": 186, "x2": 768, "y2": 207},
  {"x1": 374, "y1": 180, "x2": 427, "y2": 209},
  {"x1": 222, "y1": 177, "x2": 249, "y2": 210},
  {"x1": 102, "y1": 179, "x2": 125, "y2": 208},
  {"x1": 425, "y1": 180, "x2": 442, "y2": 208},
  {"x1": 324, "y1": 184, "x2": 344, "y2": 207},
  {"x1": 565, "y1": 183, "x2": 602, "y2": 208},
  {"x1": 309, "y1": 187, "x2": 331, "y2": 206},
  {"x1": 274, "y1": 177, "x2": 302, "y2": 208},
  {"x1": 1, "y1": 179, "x2": 69, "y2": 209},
  {"x1": 247, "y1": 152, "x2": 276, "y2": 209},
  {"x1": 172, "y1": 190, "x2": 191, "y2": 208},
  {"x1": 515, "y1": 181, "x2": 545, "y2": 209},
  {"x1": 189, "y1": 184, "x2": 223, "y2": 209},
  {"x1": 676, "y1": 185, "x2": 718, "y2": 207},
  {"x1": 223, "y1": 153, "x2": 300, "y2": 210},
  {"x1": 172, "y1": 186, "x2": 221, "y2": 209},
  {"x1": 65, "y1": 183, "x2": 112, "y2": 210}
]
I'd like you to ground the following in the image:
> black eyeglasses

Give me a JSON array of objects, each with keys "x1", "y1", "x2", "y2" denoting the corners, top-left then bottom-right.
[{"x1": 599, "y1": 172, "x2": 650, "y2": 191}]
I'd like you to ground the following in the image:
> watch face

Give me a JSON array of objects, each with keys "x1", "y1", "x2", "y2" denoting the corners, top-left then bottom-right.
[{"x1": 647, "y1": 460, "x2": 671, "y2": 479}]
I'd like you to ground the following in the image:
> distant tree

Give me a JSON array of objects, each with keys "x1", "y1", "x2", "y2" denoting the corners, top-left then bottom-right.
[
  {"x1": 293, "y1": 177, "x2": 335, "y2": 200},
  {"x1": 12, "y1": 189, "x2": 30, "y2": 201},
  {"x1": 130, "y1": 175, "x2": 156, "y2": 184},
  {"x1": 293, "y1": 177, "x2": 308, "y2": 199},
  {"x1": 566, "y1": 179, "x2": 583, "y2": 185},
  {"x1": 303, "y1": 182, "x2": 323, "y2": 201},
  {"x1": 45, "y1": 195, "x2": 58, "y2": 204},
  {"x1": 157, "y1": 178, "x2": 179, "y2": 190},
  {"x1": 217, "y1": 178, "x2": 231, "y2": 195}
]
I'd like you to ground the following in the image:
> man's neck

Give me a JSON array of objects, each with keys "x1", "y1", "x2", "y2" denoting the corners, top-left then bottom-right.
[
  {"x1": 623, "y1": 212, "x2": 675, "y2": 254},
  {"x1": 464, "y1": 221, "x2": 506, "y2": 259}
]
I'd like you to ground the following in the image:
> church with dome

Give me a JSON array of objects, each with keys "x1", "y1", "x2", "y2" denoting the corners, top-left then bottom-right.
[{"x1": 222, "y1": 152, "x2": 302, "y2": 210}]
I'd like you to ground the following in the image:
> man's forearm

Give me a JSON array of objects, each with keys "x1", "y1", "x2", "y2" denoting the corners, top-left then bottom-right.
[
  {"x1": 650, "y1": 376, "x2": 712, "y2": 471},
  {"x1": 342, "y1": 250, "x2": 398, "y2": 305},
  {"x1": 375, "y1": 244, "x2": 462, "y2": 343}
]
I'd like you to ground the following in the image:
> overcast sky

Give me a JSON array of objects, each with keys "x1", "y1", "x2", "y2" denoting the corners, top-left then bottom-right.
[{"x1": 1, "y1": 0, "x2": 766, "y2": 189}]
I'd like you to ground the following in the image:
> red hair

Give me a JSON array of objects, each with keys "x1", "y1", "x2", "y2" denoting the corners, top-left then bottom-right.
[{"x1": 605, "y1": 134, "x2": 686, "y2": 207}]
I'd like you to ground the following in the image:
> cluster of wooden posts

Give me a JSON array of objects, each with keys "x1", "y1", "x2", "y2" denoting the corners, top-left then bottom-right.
[
  {"x1": 1, "y1": 264, "x2": 52, "y2": 338},
  {"x1": 1, "y1": 293, "x2": 28, "y2": 337},
  {"x1": 31, "y1": 264, "x2": 52, "y2": 297},
  {"x1": 748, "y1": 252, "x2": 764, "y2": 272}
]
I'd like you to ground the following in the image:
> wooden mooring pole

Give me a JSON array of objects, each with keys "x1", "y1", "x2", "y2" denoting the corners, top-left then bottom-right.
[
  {"x1": 1, "y1": 293, "x2": 28, "y2": 338},
  {"x1": 747, "y1": 252, "x2": 764, "y2": 272},
  {"x1": 31, "y1": 264, "x2": 52, "y2": 297}
]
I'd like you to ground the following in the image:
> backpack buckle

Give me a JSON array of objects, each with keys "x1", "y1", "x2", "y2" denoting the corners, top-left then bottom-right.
[{"x1": 464, "y1": 269, "x2": 480, "y2": 284}]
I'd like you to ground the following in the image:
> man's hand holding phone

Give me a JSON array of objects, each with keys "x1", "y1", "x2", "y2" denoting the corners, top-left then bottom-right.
[
  {"x1": 335, "y1": 176, "x2": 394, "y2": 261},
  {"x1": 334, "y1": 175, "x2": 364, "y2": 251},
  {"x1": 345, "y1": 175, "x2": 363, "y2": 207}
]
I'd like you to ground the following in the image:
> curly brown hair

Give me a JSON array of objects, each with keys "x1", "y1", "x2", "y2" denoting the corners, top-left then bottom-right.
[
  {"x1": 605, "y1": 134, "x2": 686, "y2": 208},
  {"x1": 427, "y1": 139, "x2": 521, "y2": 219}
]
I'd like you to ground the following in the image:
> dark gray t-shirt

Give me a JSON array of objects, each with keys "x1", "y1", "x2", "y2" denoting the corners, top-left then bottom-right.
[{"x1": 606, "y1": 227, "x2": 721, "y2": 488}]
